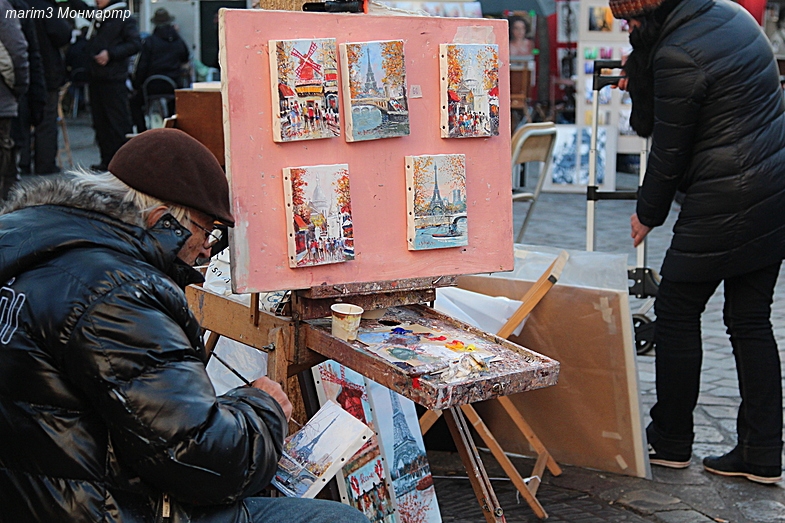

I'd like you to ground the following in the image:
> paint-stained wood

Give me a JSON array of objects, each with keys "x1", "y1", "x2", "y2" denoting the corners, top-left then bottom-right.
[
  {"x1": 292, "y1": 288, "x2": 435, "y2": 321},
  {"x1": 302, "y1": 304, "x2": 559, "y2": 410},
  {"x1": 300, "y1": 275, "x2": 457, "y2": 299}
]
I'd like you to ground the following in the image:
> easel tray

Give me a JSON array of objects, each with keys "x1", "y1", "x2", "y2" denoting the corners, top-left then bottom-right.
[{"x1": 304, "y1": 304, "x2": 559, "y2": 410}]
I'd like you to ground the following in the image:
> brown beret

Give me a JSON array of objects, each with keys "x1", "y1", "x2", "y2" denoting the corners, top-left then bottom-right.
[
  {"x1": 109, "y1": 129, "x2": 235, "y2": 226},
  {"x1": 609, "y1": 0, "x2": 665, "y2": 19}
]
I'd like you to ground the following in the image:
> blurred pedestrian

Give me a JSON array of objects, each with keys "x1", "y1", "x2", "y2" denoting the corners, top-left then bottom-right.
[
  {"x1": 130, "y1": 8, "x2": 189, "y2": 132},
  {"x1": 83, "y1": 0, "x2": 141, "y2": 171},
  {"x1": 9, "y1": 0, "x2": 46, "y2": 177},
  {"x1": 614, "y1": 0, "x2": 785, "y2": 483},
  {"x1": 0, "y1": 0, "x2": 30, "y2": 199},
  {"x1": 15, "y1": 0, "x2": 67, "y2": 175}
]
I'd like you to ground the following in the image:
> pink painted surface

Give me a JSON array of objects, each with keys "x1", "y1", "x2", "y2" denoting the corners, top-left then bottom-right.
[{"x1": 219, "y1": 10, "x2": 512, "y2": 293}]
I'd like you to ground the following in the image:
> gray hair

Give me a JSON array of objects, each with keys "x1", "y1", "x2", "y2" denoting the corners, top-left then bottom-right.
[
  {"x1": 70, "y1": 169, "x2": 191, "y2": 226},
  {"x1": 1, "y1": 168, "x2": 191, "y2": 229}
]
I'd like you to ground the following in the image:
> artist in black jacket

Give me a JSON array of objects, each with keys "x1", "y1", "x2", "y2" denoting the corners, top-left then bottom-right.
[
  {"x1": 613, "y1": 0, "x2": 785, "y2": 483},
  {"x1": 0, "y1": 129, "x2": 369, "y2": 523},
  {"x1": 83, "y1": 0, "x2": 140, "y2": 171}
]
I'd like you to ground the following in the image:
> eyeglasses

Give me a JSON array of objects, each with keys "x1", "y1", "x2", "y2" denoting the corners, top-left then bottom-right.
[{"x1": 187, "y1": 218, "x2": 223, "y2": 247}]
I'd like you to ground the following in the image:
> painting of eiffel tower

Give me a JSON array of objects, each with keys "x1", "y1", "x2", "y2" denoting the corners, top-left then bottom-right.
[
  {"x1": 340, "y1": 40, "x2": 409, "y2": 142},
  {"x1": 368, "y1": 380, "x2": 442, "y2": 523},
  {"x1": 406, "y1": 154, "x2": 468, "y2": 251},
  {"x1": 273, "y1": 400, "x2": 372, "y2": 498},
  {"x1": 313, "y1": 361, "x2": 397, "y2": 523}
]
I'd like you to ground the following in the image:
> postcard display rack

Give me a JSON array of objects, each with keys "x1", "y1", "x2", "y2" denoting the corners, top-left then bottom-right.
[
  {"x1": 195, "y1": 9, "x2": 562, "y2": 522},
  {"x1": 575, "y1": 0, "x2": 637, "y2": 147}
]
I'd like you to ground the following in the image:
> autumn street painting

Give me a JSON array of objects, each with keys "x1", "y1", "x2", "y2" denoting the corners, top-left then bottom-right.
[
  {"x1": 283, "y1": 164, "x2": 354, "y2": 268},
  {"x1": 405, "y1": 154, "x2": 467, "y2": 250},
  {"x1": 440, "y1": 43, "x2": 500, "y2": 138},
  {"x1": 340, "y1": 40, "x2": 410, "y2": 142},
  {"x1": 314, "y1": 361, "x2": 397, "y2": 523},
  {"x1": 270, "y1": 38, "x2": 341, "y2": 142}
]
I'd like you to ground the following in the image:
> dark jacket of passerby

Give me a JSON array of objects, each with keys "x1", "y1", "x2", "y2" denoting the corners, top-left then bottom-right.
[
  {"x1": 26, "y1": 0, "x2": 70, "y2": 91},
  {"x1": 84, "y1": 0, "x2": 141, "y2": 82},
  {"x1": 8, "y1": 0, "x2": 46, "y2": 124},
  {"x1": 0, "y1": 0, "x2": 29, "y2": 118},
  {"x1": 133, "y1": 23, "x2": 188, "y2": 89},
  {"x1": 0, "y1": 176, "x2": 287, "y2": 522},
  {"x1": 634, "y1": 0, "x2": 785, "y2": 282}
]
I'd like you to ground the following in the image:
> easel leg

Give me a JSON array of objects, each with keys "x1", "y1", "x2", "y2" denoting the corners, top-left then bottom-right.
[
  {"x1": 460, "y1": 404, "x2": 548, "y2": 519},
  {"x1": 443, "y1": 407, "x2": 505, "y2": 523},
  {"x1": 419, "y1": 409, "x2": 442, "y2": 434},
  {"x1": 497, "y1": 396, "x2": 562, "y2": 479}
]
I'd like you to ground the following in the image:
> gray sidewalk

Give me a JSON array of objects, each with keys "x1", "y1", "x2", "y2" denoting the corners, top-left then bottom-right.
[{"x1": 55, "y1": 115, "x2": 785, "y2": 522}]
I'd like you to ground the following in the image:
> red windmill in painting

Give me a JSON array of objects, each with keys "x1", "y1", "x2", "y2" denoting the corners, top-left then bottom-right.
[
  {"x1": 319, "y1": 364, "x2": 367, "y2": 424},
  {"x1": 292, "y1": 42, "x2": 322, "y2": 86}
]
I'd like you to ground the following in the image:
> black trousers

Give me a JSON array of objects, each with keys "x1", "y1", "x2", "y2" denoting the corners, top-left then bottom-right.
[
  {"x1": 0, "y1": 118, "x2": 16, "y2": 200},
  {"x1": 89, "y1": 81, "x2": 133, "y2": 167},
  {"x1": 649, "y1": 262, "x2": 783, "y2": 466}
]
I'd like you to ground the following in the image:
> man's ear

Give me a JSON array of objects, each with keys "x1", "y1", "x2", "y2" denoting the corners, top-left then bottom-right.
[{"x1": 145, "y1": 205, "x2": 171, "y2": 229}]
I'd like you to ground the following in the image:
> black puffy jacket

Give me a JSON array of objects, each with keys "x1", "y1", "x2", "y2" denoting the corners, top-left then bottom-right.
[
  {"x1": 0, "y1": 178, "x2": 287, "y2": 522},
  {"x1": 637, "y1": 0, "x2": 785, "y2": 282},
  {"x1": 83, "y1": 0, "x2": 141, "y2": 83}
]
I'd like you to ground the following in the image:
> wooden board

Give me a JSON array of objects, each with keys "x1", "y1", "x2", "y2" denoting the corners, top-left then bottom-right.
[
  {"x1": 303, "y1": 304, "x2": 559, "y2": 410},
  {"x1": 456, "y1": 274, "x2": 649, "y2": 478},
  {"x1": 219, "y1": 10, "x2": 513, "y2": 293}
]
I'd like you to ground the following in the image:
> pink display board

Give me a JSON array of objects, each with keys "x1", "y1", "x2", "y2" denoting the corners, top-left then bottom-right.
[{"x1": 219, "y1": 9, "x2": 512, "y2": 293}]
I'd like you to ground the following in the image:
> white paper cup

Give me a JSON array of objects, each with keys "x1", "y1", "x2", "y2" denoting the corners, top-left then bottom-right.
[{"x1": 331, "y1": 303, "x2": 364, "y2": 341}]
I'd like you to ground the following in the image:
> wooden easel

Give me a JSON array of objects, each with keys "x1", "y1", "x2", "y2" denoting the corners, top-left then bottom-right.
[
  {"x1": 417, "y1": 251, "x2": 568, "y2": 519},
  {"x1": 187, "y1": 270, "x2": 560, "y2": 523}
]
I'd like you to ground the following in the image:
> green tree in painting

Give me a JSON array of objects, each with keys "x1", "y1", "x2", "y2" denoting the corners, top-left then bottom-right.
[
  {"x1": 380, "y1": 41, "x2": 405, "y2": 98},
  {"x1": 290, "y1": 168, "x2": 310, "y2": 225},
  {"x1": 446, "y1": 45, "x2": 465, "y2": 91}
]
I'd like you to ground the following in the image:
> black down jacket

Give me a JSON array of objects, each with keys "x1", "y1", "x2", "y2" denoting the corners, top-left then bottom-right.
[
  {"x1": 0, "y1": 179, "x2": 287, "y2": 522},
  {"x1": 637, "y1": 0, "x2": 785, "y2": 282}
]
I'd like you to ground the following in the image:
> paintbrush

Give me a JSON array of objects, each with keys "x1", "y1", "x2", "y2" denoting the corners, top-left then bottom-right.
[{"x1": 211, "y1": 352, "x2": 253, "y2": 386}]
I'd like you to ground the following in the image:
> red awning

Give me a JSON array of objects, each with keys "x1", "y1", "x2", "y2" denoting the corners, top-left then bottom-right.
[
  {"x1": 448, "y1": 90, "x2": 460, "y2": 102},
  {"x1": 278, "y1": 83, "x2": 295, "y2": 97},
  {"x1": 294, "y1": 215, "x2": 308, "y2": 229},
  {"x1": 488, "y1": 86, "x2": 499, "y2": 97}
]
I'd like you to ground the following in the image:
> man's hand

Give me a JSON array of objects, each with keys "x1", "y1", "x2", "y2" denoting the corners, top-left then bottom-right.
[
  {"x1": 251, "y1": 377, "x2": 293, "y2": 421},
  {"x1": 631, "y1": 213, "x2": 652, "y2": 247},
  {"x1": 94, "y1": 50, "x2": 109, "y2": 66}
]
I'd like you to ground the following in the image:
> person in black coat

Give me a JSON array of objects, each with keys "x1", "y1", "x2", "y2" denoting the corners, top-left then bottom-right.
[
  {"x1": 613, "y1": 0, "x2": 785, "y2": 483},
  {"x1": 130, "y1": 8, "x2": 189, "y2": 132},
  {"x1": 0, "y1": 129, "x2": 370, "y2": 523},
  {"x1": 9, "y1": 0, "x2": 50, "y2": 176},
  {"x1": 83, "y1": 0, "x2": 141, "y2": 171}
]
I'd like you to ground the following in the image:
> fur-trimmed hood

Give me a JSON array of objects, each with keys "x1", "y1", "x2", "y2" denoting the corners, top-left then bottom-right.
[{"x1": 0, "y1": 174, "x2": 202, "y2": 288}]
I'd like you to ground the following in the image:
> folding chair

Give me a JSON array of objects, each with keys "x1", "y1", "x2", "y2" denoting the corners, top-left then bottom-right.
[
  {"x1": 142, "y1": 75, "x2": 179, "y2": 129},
  {"x1": 511, "y1": 122, "x2": 557, "y2": 243}
]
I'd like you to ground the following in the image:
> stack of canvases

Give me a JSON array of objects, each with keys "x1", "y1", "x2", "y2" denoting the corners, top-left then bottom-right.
[
  {"x1": 271, "y1": 38, "x2": 499, "y2": 266},
  {"x1": 311, "y1": 360, "x2": 442, "y2": 523}
]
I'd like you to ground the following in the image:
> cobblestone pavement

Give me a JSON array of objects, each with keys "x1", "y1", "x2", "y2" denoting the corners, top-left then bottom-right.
[{"x1": 57, "y1": 116, "x2": 785, "y2": 522}]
